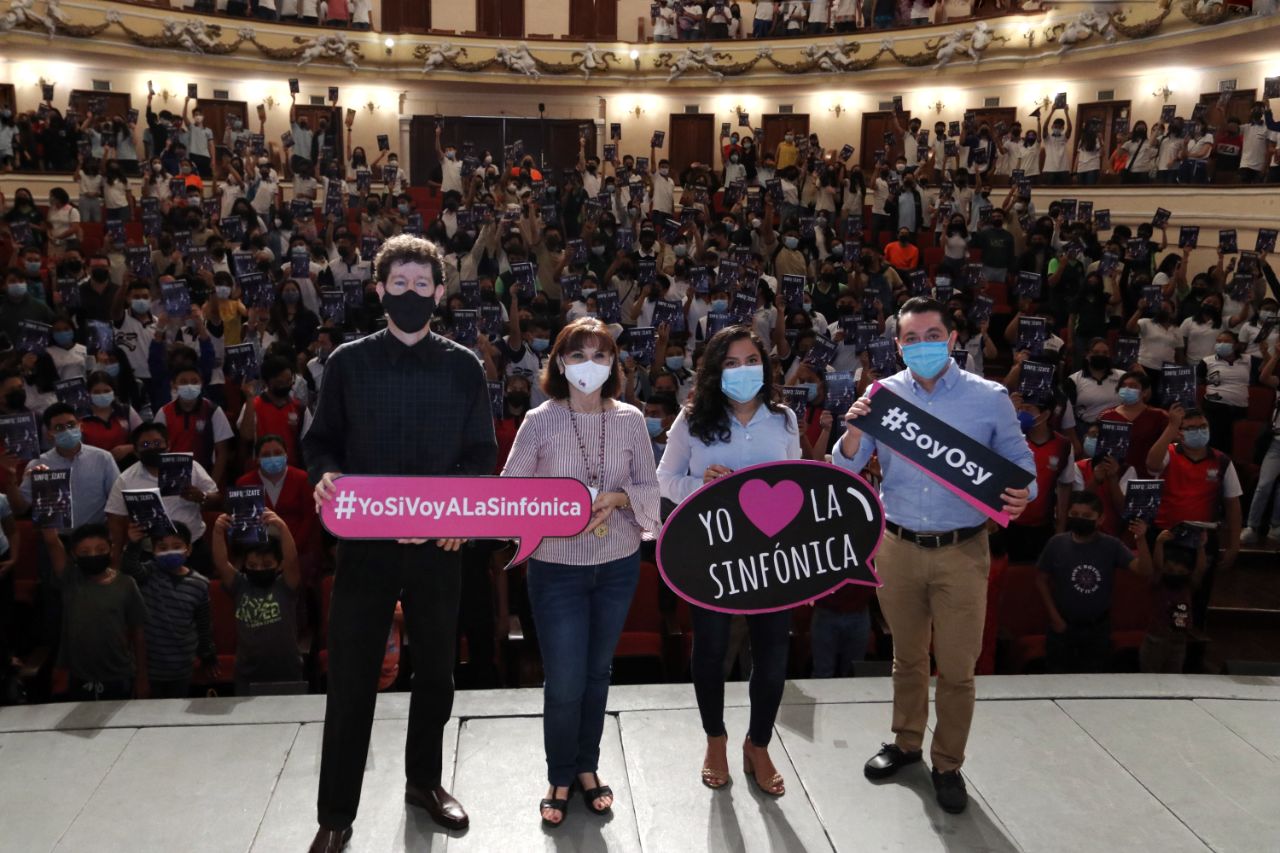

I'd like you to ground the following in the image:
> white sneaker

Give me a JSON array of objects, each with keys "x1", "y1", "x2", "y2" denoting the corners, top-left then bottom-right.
[
  {"x1": 1266, "y1": 532, "x2": 1280, "y2": 548},
  {"x1": 1240, "y1": 527, "x2": 1260, "y2": 545}
]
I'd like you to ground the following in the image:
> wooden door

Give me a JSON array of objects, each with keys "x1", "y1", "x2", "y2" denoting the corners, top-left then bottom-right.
[
  {"x1": 1073, "y1": 100, "x2": 1131, "y2": 184},
  {"x1": 477, "y1": 0, "x2": 524, "y2": 37},
  {"x1": 195, "y1": 99, "x2": 248, "y2": 163},
  {"x1": 1198, "y1": 89, "x2": 1258, "y2": 124},
  {"x1": 68, "y1": 90, "x2": 131, "y2": 123},
  {"x1": 859, "y1": 111, "x2": 899, "y2": 174},
  {"x1": 668, "y1": 114, "x2": 714, "y2": 178},
  {"x1": 381, "y1": 0, "x2": 430, "y2": 33},
  {"x1": 544, "y1": 120, "x2": 596, "y2": 176},
  {"x1": 0, "y1": 84, "x2": 15, "y2": 115},
  {"x1": 761, "y1": 114, "x2": 811, "y2": 163}
]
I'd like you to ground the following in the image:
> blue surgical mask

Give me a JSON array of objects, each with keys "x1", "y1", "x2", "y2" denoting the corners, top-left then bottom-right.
[
  {"x1": 52, "y1": 330, "x2": 75, "y2": 348},
  {"x1": 398, "y1": 203, "x2": 410, "y2": 215},
  {"x1": 153, "y1": 550, "x2": 187, "y2": 572},
  {"x1": 665, "y1": 355, "x2": 685, "y2": 371},
  {"x1": 1182, "y1": 427, "x2": 1210, "y2": 449},
  {"x1": 1017, "y1": 410, "x2": 1038, "y2": 433},
  {"x1": 259, "y1": 454, "x2": 288, "y2": 476},
  {"x1": 673, "y1": 244, "x2": 688, "y2": 258},
  {"x1": 645, "y1": 417, "x2": 664, "y2": 438},
  {"x1": 784, "y1": 236, "x2": 800, "y2": 250},
  {"x1": 104, "y1": 363, "x2": 121, "y2": 378},
  {"x1": 711, "y1": 298, "x2": 728, "y2": 312},
  {"x1": 798, "y1": 382, "x2": 819, "y2": 403},
  {"x1": 24, "y1": 261, "x2": 41, "y2": 276},
  {"x1": 1214, "y1": 342, "x2": 1234, "y2": 359},
  {"x1": 132, "y1": 298, "x2": 151, "y2": 315},
  {"x1": 900, "y1": 340, "x2": 951, "y2": 380},
  {"x1": 7, "y1": 282, "x2": 28, "y2": 299},
  {"x1": 580, "y1": 288, "x2": 597, "y2": 300},
  {"x1": 282, "y1": 291, "x2": 300, "y2": 305},
  {"x1": 720, "y1": 364, "x2": 764, "y2": 403},
  {"x1": 215, "y1": 286, "x2": 232, "y2": 300},
  {"x1": 530, "y1": 337, "x2": 550, "y2": 353},
  {"x1": 1117, "y1": 387, "x2": 1141, "y2": 406},
  {"x1": 1082, "y1": 436, "x2": 1098, "y2": 458},
  {"x1": 90, "y1": 392, "x2": 115, "y2": 408},
  {"x1": 176, "y1": 384, "x2": 202, "y2": 401},
  {"x1": 54, "y1": 427, "x2": 82, "y2": 450}
]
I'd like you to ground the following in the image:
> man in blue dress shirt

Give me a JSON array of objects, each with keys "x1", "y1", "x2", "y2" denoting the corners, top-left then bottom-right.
[{"x1": 834, "y1": 297, "x2": 1035, "y2": 814}]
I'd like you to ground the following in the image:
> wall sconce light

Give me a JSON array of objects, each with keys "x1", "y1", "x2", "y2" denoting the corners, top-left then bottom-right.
[
  {"x1": 629, "y1": 104, "x2": 645, "y2": 119},
  {"x1": 263, "y1": 95, "x2": 276, "y2": 110},
  {"x1": 1152, "y1": 85, "x2": 1173, "y2": 103},
  {"x1": 1035, "y1": 96, "x2": 1052, "y2": 115},
  {"x1": 932, "y1": 100, "x2": 946, "y2": 114},
  {"x1": 732, "y1": 104, "x2": 747, "y2": 119},
  {"x1": 829, "y1": 104, "x2": 846, "y2": 118},
  {"x1": 629, "y1": 49, "x2": 640, "y2": 71},
  {"x1": 384, "y1": 37, "x2": 395, "y2": 56},
  {"x1": 364, "y1": 101, "x2": 378, "y2": 114}
]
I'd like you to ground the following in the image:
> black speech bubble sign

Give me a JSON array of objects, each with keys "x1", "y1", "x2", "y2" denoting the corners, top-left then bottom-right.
[{"x1": 657, "y1": 461, "x2": 884, "y2": 615}]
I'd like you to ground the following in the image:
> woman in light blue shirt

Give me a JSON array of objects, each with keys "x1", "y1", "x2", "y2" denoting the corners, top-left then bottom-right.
[{"x1": 657, "y1": 326, "x2": 801, "y2": 797}]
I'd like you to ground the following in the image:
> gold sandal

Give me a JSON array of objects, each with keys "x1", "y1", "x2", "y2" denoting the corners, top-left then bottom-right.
[
  {"x1": 701, "y1": 735, "x2": 731, "y2": 789},
  {"x1": 743, "y1": 740, "x2": 785, "y2": 797}
]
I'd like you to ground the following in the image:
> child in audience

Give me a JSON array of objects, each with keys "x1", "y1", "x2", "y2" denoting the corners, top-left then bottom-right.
[
  {"x1": 1035, "y1": 491, "x2": 1150, "y2": 674},
  {"x1": 1140, "y1": 529, "x2": 1206, "y2": 674},
  {"x1": 122, "y1": 520, "x2": 216, "y2": 698},
  {"x1": 210, "y1": 509, "x2": 303, "y2": 695},
  {"x1": 42, "y1": 524, "x2": 147, "y2": 700},
  {"x1": 644, "y1": 392, "x2": 680, "y2": 468}
]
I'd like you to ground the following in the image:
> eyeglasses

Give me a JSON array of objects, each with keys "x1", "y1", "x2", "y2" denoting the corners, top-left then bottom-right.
[
  {"x1": 50, "y1": 421, "x2": 79, "y2": 434},
  {"x1": 137, "y1": 439, "x2": 166, "y2": 450}
]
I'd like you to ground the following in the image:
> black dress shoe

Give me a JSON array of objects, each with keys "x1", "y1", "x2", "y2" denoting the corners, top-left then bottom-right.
[
  {"x1": 307, "y1": 826, "x2": 352, "y2": 853},
  {"x1": 864, "y1": 743, "x2": 923, "y2": 780},
  {"x1": 405, "y1": 783, "x2": 470, "y2": 831},
  {"x1": 932, "y1": 768, "x2": 968, "y2": 814}
]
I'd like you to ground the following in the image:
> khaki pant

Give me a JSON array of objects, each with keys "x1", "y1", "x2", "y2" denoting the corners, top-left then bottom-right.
[{"x1": 875, "y1": 530, "x2": 990, "y2": 772}]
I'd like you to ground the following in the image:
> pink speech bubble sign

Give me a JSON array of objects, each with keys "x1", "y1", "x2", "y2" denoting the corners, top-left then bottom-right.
[{"x1": 319, "y1": 476, "x2": 592, "y2": 566}]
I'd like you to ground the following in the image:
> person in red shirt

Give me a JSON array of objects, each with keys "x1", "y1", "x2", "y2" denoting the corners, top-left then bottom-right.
[
  {"x1": 493, "y1": 373, "x2": 532, "y2": 473},
  {"x1": 1099, "y1": 371, "x2": 1168, "y2": 478},
  {"x1": 80, "y1": 369, "x2": 144, "y2": 464},
  {"x1": 1145, "y1": 404, "x2": 1243, "y2": 626},
  {"x1": 238, "y1": 356, "x2": 309, "y2": 469},
  {"x1": 1006, "y1": 394, "x2": 1075, "y2": 560},
  {"x1": 236, "y1": 434, "x2": 320, "y2": 584},
  {"x1": 155, "y1": 361, "x2": 233, "y2": 485},
  {"x1": 1073, "y1": 422, "x2": 1127, "y2": 537}
]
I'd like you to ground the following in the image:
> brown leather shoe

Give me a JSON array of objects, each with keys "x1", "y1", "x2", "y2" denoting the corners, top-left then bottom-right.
[
  {"x1": 307, "y1": 825, "x2": 352, "y2": 853},
  {"x1": 405, "y1": 783, "x2": 470, "y2": 831}
]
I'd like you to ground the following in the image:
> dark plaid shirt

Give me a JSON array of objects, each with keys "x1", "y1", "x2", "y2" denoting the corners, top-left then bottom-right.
[{"x1": 304, "y1": 329, "x2": 497, "y2": 482}]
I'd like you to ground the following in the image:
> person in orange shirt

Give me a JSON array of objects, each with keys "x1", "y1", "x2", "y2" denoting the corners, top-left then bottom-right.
[{"x1": 883, "y1": 227, "x2": 921, "y2": 273}]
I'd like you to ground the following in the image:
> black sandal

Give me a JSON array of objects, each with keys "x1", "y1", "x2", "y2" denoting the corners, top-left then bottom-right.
[
  {"x1": 579, "y1": 773, "x2": 614, "y2": 816},
  {"x1": 540, "y1": 786, "x2": 570, "y2": 829}
]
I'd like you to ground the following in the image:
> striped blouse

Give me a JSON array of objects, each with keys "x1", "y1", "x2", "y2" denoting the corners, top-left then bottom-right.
[{"x1": 501, "y1": 399, "x2": 661, "y2": 566}]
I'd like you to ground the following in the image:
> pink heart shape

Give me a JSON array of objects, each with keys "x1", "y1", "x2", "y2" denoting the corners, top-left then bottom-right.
[{"x1": 738, "y1": 479, "x2": 805, "y2": 539}]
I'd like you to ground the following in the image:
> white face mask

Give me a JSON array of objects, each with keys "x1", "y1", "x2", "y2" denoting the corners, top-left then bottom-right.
[{"x1": 562, "y1": 359, "x2": 612, "y2": 394}]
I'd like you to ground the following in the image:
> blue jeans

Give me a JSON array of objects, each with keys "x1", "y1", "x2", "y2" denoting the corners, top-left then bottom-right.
[
  {"x1": 1247, "y1": 440, "x2": 1280, "y2": 530},
  {"x1": 810, "y1": 608, "x2": 870, "y2": 677},
  {"x1": 752, "y1": 18, "x2": 772, "y2": 37},
  {"x1": 528, "y1": 552, "x2": 640, "y2": 787},
  {"x1": 691, "y1": 606, "x2": 791, "y2": 746},
  {"x1": 1077, "y1": 169, "x2": 1100, "y2": 185}
]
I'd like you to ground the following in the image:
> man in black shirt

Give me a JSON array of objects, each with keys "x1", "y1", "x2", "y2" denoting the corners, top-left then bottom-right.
[{"x1": 305, "y1": 234, "x2": 497, "y2": 851}]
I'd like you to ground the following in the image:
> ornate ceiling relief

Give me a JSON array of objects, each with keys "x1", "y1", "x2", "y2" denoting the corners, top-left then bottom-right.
[{"x1": 0, "y1": 0, "x2": 1264, "y2": 81}]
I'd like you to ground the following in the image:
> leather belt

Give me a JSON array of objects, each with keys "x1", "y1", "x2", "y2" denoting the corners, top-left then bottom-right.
[{"x1": 885, "y1": 521, "x2": 985, "y2": 549}]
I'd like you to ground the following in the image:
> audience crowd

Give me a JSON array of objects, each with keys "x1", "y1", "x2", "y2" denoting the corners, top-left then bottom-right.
[{"x1": 0, "y1": 85, "x2": 1277, "y2": 705}]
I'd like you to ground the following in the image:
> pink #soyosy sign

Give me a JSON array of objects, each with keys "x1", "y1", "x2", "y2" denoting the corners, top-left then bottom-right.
[
  {"x1": 319, "y1": 476, "x2": 592, "y2": 566},
  {"x1": 656, "y1": 461, "x2": 885, "y2": 615}
]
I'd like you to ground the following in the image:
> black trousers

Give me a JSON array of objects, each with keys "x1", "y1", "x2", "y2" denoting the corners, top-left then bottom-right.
[
  {"x1": 690, "y1": 606, "x2": 791, "y2": 747},
  {"x1": 317, "y1": 541, "x2": 461, "y2": 830}
]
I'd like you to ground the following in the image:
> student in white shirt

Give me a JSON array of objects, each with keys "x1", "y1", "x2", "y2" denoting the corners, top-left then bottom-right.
[
  {"x1": 1154, "y1": 120, "x2": 1186, "y2": 183},
  {"x1": 1041, "y1": 111, "x2": 1072, "y2": 185},
  {"x1": 1178, "y1": 124, "x2": 1214, "y2": 185},
  {"x1": 1116, "y1": 122, "x2": 1158, "y2": 184},
  {"x1": 1238, "y1": 102, "x2": 1280, "y2": 183},
  {"x1": 350, "y1": 0, "x2": 371, "y2": 28},
  {"x1": 653, "y1": 0, "x2": 677, "y2": 40},
  {"x1": 1073, "y1": 128, "x2": 1104, "y2": 185},
  {"x1": 807, "y1": 0, "x2": 830, "y2": 33},
  {"x1": 435, "y1": 125, "x2": 463, "y2": 194}
]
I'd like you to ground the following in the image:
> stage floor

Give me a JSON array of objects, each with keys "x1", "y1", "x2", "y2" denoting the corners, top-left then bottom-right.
[{"x1": 2, "y1": 675, "x2": 1278, "y2": 852}]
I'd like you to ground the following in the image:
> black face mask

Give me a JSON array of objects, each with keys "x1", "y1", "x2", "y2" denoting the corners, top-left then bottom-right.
[
  {"x1": 1066, "y1": 517, "x2": 1097, "y2": 537},
  {"x1": 4, "y1": 389, "x2": 26, "y2": 411},
  {"x1": 78, "y1": 554, "x2": 111, "y2": 576},
  {"x1": 139, "y1": 449, "x2": 164, "y2": 469},
  {"x1": 381, "y1": 291, "x2": 435, "y2": 334},
  {"x1": 269, "y1": 385, "x2": 292, "y2": 400},
  {"x1": 1162, "y1": 573, "x2": 1190, "y2": 590},
  {"x1": 245, "y1": 569, "x2": 278, "y2": 589},
  {"x1": 505, "y1": 392, "x2": 531, "y2": 411},
  {"x1": 1087, "y1": 355, "x2": 1111, "y2": 372},
  {"x1": 90, "y1": 269, "x2": 110, "y2": 283}
]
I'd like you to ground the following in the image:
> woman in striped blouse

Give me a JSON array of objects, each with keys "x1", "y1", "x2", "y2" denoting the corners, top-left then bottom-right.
[
  {"x1": 501, "y1": 317, "x2": 660, "y2": 828},
  {"x1": 657, "y1": 325, "x2": 802, "y2": 796}
]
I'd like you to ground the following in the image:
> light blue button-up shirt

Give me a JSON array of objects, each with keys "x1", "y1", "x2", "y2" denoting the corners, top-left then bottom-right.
[
  {"x1": 21, "y1": 442, "x2": 122, "y2": 528},
  {"x1": 832, "y1": 363, "x2": 1037, "y2": 532},
  {"x1": 658, "y1": 404, "x2": 802, "y2": 504}
]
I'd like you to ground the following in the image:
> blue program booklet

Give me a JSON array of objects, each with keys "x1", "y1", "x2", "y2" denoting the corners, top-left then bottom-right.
[
  {"x1": 227, "y1": 486, "x2": 267, "y2": 546},
  {"x1": 31, "y1": 469, "x2": 73, "y2": 530}
]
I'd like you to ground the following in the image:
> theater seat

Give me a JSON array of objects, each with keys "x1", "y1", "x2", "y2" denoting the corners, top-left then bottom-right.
[
  {"x1": 922, "y1": 246, "x2": 944, "y2": 269},
  {"x1": 997, "y1": 562, "x2": 1050, "y2": 672},
  {"x1": 616, "y1": 562, "x2": 665, "y2": 668},
  {"x1": 1232, "y1": 420, "x2": 1263, "y2": 472},
  {"x1": 80, "y1": 222, "x2": 104, "y2": 256},
  {"x1": 12, "y1": 520, "x2": 40, "y2": 606},
  {"x1": 1110, "y1": 566, "x2": 1152, "y2": 653},
  {"x1": 1247, "y1": 387, "x2": 1276, "y2": 421},
  {"x1": 195, "y1": 580, "x2": 238, "y2": 685}
]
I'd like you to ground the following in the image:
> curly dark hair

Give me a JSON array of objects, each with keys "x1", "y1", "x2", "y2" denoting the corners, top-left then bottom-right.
[{"x1": 685, "y1": 325, "x2": 788, "y2": 446}]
